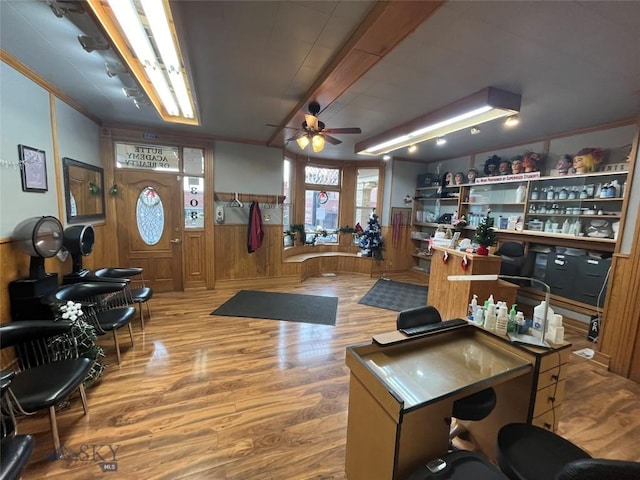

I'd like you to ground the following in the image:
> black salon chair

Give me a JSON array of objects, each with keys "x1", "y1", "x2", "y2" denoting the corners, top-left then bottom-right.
[
  {"x1": 496, "y1": 423, "x2": 640, "y2": 480},
  {"x1": 494, "y1": 242, "x2": 526, "y2": 277},
  {"x1": 0, "y1": 320, "x2": 92, "y2": 455},
  {"x1": 0, "y1": 435, "x2": 34, "y2": 480},
  {"x1": 51, "y1": 282, "x2": 136, "y2": 364},
  {"x1": 449, "y1": 387, "x2": 497, "y2": 442},
  {"x1": 92, "y1": 268, "x2": 153, "y2": 331}
]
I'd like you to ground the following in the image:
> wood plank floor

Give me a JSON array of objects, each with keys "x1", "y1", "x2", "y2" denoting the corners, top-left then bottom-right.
[{"x1": 16, "y1": 274, "x2": 640, "y2": 479}]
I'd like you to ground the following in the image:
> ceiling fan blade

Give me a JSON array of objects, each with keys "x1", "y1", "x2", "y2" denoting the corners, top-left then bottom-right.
[
  {"x1": 304, "y1": 114, "x2": 319, "y2": 131},
  {"x1": 286, "y1": 131, "x2": 306, "y2": 142},
  {"x1": 266, "y1": 123, "x2": 300, "y2": 130},
  {"x1": 323, "y1": 134, "x2": 342, "y2": 145},
  {"x1": 322, "y1": 127, "x2": 362, "y2": 134}
]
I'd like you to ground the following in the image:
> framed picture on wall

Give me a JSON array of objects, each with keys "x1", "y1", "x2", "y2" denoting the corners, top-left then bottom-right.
[{"x1": 18, "y1": 144, "x2": 48, "y2": 192}]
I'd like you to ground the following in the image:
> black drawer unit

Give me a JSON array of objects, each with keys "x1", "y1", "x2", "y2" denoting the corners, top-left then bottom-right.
[
  {"x1": 575, "y1": 257, "x2": 612, "y2": 306},
  {"x1": 544, "y1": 253, "x2": 577, "y2": 298}
]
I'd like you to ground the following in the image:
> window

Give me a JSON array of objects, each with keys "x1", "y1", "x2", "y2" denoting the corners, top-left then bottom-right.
[
  {"x1": 304, "y1": 166, "x2": 340, "y2": 244},
  {"x1": 283, "y1": 158, "x2": 292, "y2": 231},
  {"x1": 136, "y1": 186, "x2": 164, "y2": 245},
  {"x1": 183, "y1": 176, "x2": 204, "y2": 228},
  {"x1": 355, "y1": 168, "x2": 379, "y2": 227}
]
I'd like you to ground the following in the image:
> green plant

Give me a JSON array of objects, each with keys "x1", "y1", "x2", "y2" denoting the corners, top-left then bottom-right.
[
  {"x1": 472, "y1": 214, "x2": 496, "y2": 246},
  {"x1": 338, "y1": 225, "x2": 356, "y2": 234}
]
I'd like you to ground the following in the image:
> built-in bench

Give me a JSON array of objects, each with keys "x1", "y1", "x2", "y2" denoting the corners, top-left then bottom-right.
[{"x1": 283, "y1": 248, "x2": 380, "y2": 281}]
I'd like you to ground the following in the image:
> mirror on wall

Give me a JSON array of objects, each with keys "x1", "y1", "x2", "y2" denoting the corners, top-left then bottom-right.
[{"x1": 63, "y1": 157, "x2": 105, "y2": 223}]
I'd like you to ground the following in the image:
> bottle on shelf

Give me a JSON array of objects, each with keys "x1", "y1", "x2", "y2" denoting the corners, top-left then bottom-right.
[
  {"x1": 530, "y1": 186, "x2": 539, "y2": 200},
  {"x1": 586, "y1": 184, "x2": 595, "y2": 198},
  {"x1": 546, "y1": 186, "x2": 555, "y2": 200},
  {"x1": 515, "y1": 184, "x2": 526, "y2": 203},
  {"x1": 558, "y1": 186, "x2": 568, "y2": 200},
  {"x1": 599, "y1": 183, "x2": 609, "y2": 198},
  {"x1": 568, "y1": 187, "x2": 578, "y2": 200},
  {"x1": 579, "y1": 186, "x2": 589, "y2": 199}
]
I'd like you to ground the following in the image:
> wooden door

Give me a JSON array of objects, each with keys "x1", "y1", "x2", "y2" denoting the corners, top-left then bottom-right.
[{"x1": 115, "y1": 170, "x2": 183, "y2": 292}]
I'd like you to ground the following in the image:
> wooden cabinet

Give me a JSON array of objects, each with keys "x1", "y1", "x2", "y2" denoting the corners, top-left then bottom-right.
[
  {"x1": 410, "y1": 185, "x2": 460, "y2": 278},
  {"x1": 426, "y1": 246, "x2": 518, "y2": 321},
  {"x1": 346, "y1": 326, "x2": 572, "y2": 479},
  {"x1": 525, "y1": 171, "x2": 626, "y2": 240}
]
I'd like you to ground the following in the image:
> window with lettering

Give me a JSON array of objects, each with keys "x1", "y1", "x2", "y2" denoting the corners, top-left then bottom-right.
[
  {"x1": 183, "y1": 176, "x2": 204, "y2": 228},
  {"x1": 115, "y1": 143, "x2": 180, "y2": 172}
]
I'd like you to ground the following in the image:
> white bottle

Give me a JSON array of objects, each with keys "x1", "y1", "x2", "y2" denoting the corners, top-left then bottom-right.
[
  {"x1": 469, "y1": 294, "x2": 478, "y2": 320},
  {"x1": 484, "y1": 303, "x2": 497, "y2": 332},
  {"x1": 475, "y1": 308, "x2": 485, "y2": 327},
  {"x1": 533, "y1": 301, "x2": 555, "y2": 338},
  {"x1": 496, "y1": 306, "x2": 509, "y2": 335},
  {"x1": 515, "y1": 184, "x2": 526, "y2": 203}
]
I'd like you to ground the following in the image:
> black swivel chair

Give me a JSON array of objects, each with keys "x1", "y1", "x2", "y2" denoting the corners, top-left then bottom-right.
[
  {"x1": 92, "y1": 268, "x2": 153, "y2": 331},
  {"x1": 496, "y1": 423, "x2": 640, "y2": 480},
  {"x1": 0, "y1": 320, "x2": 92, "y2": 455},
  {"x1": 51, "y1": 282, "x2": 136, "y2": 364},
  {"x1": 494, "y1": 242, "x2": 526, "y2": 277}
]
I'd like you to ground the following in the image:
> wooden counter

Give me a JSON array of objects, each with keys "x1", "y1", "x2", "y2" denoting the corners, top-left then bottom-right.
[
  {"x1": 345, "y1": 325, "x2": 571, "y2": 480},
  {"x1": 427, "y1": 246, "x2": 518, "y2": 320}
]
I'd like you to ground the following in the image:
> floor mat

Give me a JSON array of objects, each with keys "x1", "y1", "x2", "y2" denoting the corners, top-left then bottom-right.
[
  {"x1": 358, "y1": 279, "x2": 428, "y2": 312},
  {"x1": 211, "y1": 290, "x2": 338, "y2": 326}
]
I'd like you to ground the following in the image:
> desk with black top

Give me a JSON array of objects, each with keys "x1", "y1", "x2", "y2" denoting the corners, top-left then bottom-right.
[{"x1": 344, "y1": 324, "x2": 570, "y2": 480}]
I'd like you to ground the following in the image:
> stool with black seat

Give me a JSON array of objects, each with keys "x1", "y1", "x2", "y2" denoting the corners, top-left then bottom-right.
[
  {"x1": 496, "y1": 422, "x2": 640, "y2": 480},
  {"x1": 448, "y1": 387, "x2": 497, "y2": 444},
  {"x1": 407, "y1": 450, "x2": 508, "y2": 480}
]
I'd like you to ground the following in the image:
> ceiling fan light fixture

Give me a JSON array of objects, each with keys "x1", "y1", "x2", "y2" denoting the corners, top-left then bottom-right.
[
  {"x1": 311, "y1": 134, "x2": 325, "y2": 153},
  {"x1": 296, "y1": 135, "x2": 310, "y2": 150},
  {"x1": 355, "y1": 87, "x2": 521, "y2": 155}
]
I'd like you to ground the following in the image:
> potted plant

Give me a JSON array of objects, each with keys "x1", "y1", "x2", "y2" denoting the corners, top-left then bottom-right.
[
  {"x1": 472, "y1": 214, "x2": 496, "y2": 256},
  {"x1": 289, "y1": 224, "x2": 306, "y2": 245}
]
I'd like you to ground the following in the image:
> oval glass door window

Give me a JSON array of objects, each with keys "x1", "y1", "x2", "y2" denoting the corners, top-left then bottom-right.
[{"x1": 136, "y1": 186, "x2": 164, "y2": 245}]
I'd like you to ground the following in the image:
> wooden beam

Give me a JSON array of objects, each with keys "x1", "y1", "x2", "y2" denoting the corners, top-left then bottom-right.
[{"x1": 267, "y1": 1, "x2": 445, "y2": 148}]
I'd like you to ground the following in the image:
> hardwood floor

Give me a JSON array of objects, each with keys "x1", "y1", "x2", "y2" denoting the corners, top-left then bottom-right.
[{"x1": 16, "y1": 274, "x2": 640, "y2": 479}]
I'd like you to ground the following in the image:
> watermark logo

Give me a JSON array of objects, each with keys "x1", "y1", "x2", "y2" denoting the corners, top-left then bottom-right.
[{"x1": 49, "y1": 444, "x2": 120, "y2": 473}]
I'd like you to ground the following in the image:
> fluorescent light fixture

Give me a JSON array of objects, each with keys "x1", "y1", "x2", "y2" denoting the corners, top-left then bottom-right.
[
  {"x1": 356, "y1": 87, "x2": 521, "y2": 155},
  {"x1": 436, "y1": 137, "x2": 446, "y2": 146},
  {"x1": 87, "y1": 0, "x2": 198, "y2": 125},
  {"x1": 447, "y1": 274, "x2": 551, "y2": 348}
]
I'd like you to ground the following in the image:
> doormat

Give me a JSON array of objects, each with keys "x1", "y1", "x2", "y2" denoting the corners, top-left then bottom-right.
[
  {"x1": 358, "y1": 279, "x2": 428, "y2": 312},
  {"x1": 210, "y1": 290, "x2": 338, "y2": 326}
]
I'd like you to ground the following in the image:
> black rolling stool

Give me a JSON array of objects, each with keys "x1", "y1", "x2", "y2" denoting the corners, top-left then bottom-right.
[
  {"x1": 449, "y1": 387, "x2": 497, "y2": 442},
  {"x1": 496, "y1": 423, "x2": 591, "y2": 480},
  {"x1": 407, "y1": 450, "x2": 508, "y2": 480}
]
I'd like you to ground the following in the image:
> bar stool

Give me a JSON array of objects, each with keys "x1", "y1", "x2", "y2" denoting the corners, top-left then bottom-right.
[{"x1": 449, "y1": 387, "x2": 497, "y2": 442}]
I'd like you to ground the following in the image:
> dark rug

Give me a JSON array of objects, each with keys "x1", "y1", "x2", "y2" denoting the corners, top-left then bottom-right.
[
  {"x1": 211, "y1": 290, "x2": 338, "y2": 326},
  {"x1": 358, "y1": 279, "x2": 428, "y2": 312}
]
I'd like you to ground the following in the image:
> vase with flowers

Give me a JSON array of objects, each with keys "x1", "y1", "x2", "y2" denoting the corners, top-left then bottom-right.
[{"x1": 472, "y1": 214, "x2": 496, "y2": 255}]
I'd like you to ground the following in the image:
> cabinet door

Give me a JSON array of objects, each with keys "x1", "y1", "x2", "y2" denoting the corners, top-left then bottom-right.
[
  {"x1": 575, "y1": 257, "x2": 612, "y2": 306},
  {"x1": 544, "y1": 254, "x2": 577, "y2": 297}
]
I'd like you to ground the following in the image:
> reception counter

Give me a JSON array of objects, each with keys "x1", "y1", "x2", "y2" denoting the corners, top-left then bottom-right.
[
  {"x1": 427, "y1": 246, "x2": 518, "y2": 320},
  {"x1": 344, "y1": 324, "x2": 570, "y2": 480}
]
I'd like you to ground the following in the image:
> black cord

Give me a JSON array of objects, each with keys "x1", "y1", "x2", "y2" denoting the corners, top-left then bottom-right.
[{"x1": 547, "y1": 349, "x2": 562, "y2": 431}]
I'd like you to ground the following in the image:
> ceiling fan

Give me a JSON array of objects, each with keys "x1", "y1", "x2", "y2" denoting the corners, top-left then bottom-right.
[{"x1": 271, "y1": 101, "x2": 362, "y2": 152}]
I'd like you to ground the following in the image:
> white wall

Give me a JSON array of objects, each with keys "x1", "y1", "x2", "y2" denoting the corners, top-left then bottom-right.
[
  {"x1": 0, "y1": 62, "x2": 56, "y2": 238},
  {"x1": 213, "y1": 141, "x2": 282, "y2": 193},
  {"x1": 385, "y1": 160, "x2": 425, "y2": 224}
]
